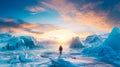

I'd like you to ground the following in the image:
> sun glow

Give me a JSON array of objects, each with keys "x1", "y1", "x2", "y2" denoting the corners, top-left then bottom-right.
[
  {"x1": 41, "y1": 29, "x2": 77, "y2": 43},
  {"x1": 59, "y1": 37, "x2": 67, "y2": 43},
  {"x1": 15, "y1": 28, "x2": 93, "y2": 46}
]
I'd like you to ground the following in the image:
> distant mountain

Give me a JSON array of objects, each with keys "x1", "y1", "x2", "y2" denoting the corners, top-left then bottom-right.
[
  {"x1": 0, "y1": 33, "x2": 39, "y2": 51},
  {"x1": 70, "y1": 36, "x2": 84, "y2": 48},
  {"x1": 103, "y1": 26, "x2": 120, "y2": 50}
]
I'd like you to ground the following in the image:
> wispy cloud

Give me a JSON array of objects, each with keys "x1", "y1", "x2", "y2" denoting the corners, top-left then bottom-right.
[
  {"x1": 0, "y1": 17, "x2": 15, "y2": 22},
  {"x1": 38, "y1": 0, "x2": 112, "y2": 32},
  {"x1": 80, "y1": 1, "x2": 102, "y2": 10},
  {"x1": 0, "y1": 18, "x2": 59, "y2": 34},
  {"x1": 26, "y1": 6, "x2": 46, "y2": 14},
  {"x1": 25, "y1": 0, "x2": 120, "y2": 33},
  {"x1": 37, "y1": 0, "x2": 119, "y2": 32}
]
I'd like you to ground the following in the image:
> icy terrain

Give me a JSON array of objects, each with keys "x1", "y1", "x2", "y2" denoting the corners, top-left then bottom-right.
[
  {"x1": 0, "y1": 26, "x2": 120, "y2": 67},
  {"x1": 0, "y1": 45, "x2": 114, "y2": 67}
]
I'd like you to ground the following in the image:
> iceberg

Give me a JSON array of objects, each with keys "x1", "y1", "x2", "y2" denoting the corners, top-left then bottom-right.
[
  {"x1": 103, "y1": 26, "x2": 120, "y2": 51},
  {"x1": 70, "y1": 36, "x2": 84, "y2": 48},
  {"x1": 0, "y1": 33, "x2": 39, "y2": 51},
  {"x1": 82, "y1": 26, "x2": 120, "y2": 66},
  {"x1": 19, "y1": 36, "x2": 37, "y2": 49},
  {"x1": 85, "y1": 34, "x2": 103, "y2": 45},
  {"x1": 0, "y1": 33, "x2": 13, "y2": 42},
  {"x1": 82, "y1": 44, "x2": 116, "y2": 57}
]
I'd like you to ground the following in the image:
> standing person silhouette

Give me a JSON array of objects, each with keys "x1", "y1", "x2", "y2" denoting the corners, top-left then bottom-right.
[{"x1": 59, "y1": 45, "x2": 63, "y2": 55}]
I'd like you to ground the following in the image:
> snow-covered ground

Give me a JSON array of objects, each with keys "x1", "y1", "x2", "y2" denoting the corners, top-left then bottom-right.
[{"x1": 0, "y1": 45, "x2": 114, "y2": 67}]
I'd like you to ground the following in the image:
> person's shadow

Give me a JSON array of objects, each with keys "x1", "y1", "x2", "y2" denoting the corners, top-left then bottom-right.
[{"x1": 58, "y1": 55, "x2": 62, "y2": 59}]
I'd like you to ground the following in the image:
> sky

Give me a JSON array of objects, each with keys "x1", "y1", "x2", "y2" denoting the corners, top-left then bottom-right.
[{"x1": 0, "y1": 0, "x2": 120, "y2": 43}]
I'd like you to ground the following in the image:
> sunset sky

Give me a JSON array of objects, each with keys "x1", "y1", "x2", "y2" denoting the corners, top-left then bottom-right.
[{"x1": 0, "y1": 0, "x2": 120, "y2": 42}]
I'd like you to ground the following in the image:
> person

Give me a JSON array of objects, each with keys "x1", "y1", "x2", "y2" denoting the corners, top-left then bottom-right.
[{"x1": 59, "y1": 45, "x2": 63, "y2": 55}]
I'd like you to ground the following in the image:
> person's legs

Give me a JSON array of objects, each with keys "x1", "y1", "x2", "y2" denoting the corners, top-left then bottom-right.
[{"x1": 60, "y1": 51, "x2": 62, "y2": 55}]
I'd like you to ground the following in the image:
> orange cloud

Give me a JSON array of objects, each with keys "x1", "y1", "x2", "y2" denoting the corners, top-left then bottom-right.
[
  {"x1": 0, "y1": 18, "x2": 60, "y2": 40},
  {"x1": 70, "y1": 11, "x2": 112, "y2": 32},
  {"x1": 10, "y1": 28, "x2": 22, "y2": 32},
  {"x1": 0, "y1": 28, "x2": 9, "y2": 32},
  {"x1": 40, "y1": 0, "x2": 116, "y2": 33},
  {"x1": 21, "y1": 24, "x2": 38, "y2": 28}
]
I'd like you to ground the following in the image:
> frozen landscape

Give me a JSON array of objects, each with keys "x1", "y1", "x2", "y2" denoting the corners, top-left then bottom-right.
[
  {"x1": 0, "y1": 0, "x2": 120, "y2": 67},
  {"x1": 0, "y1": 26, "x2": 120, "y2": 67}
]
